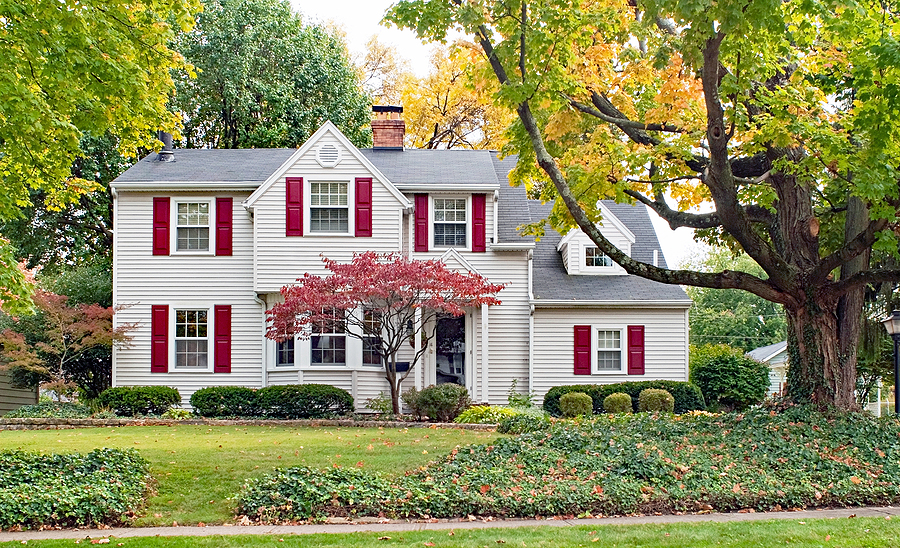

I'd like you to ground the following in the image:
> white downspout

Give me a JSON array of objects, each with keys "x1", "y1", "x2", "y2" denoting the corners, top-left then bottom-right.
[
  {"x1": 481, "y1": 303, "x2": 489, "y2": 404},
  {"x1": 255, "y1": 294, "x2": 268, "y2": 388},
  {"x1": 111, "y1": 187, "x2": 118, "y2": 387},
  {"x1": 527, "y1": 249, "x2": 535, "y2": 398},
  {"x1": 414, "y1": 307, "x2": 422, "y2": 390},
  {"x1": 492, "y1": 190, "x2": 499, "y2": 245}
]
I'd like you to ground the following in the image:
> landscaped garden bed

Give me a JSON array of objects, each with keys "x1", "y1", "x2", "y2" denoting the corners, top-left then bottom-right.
[
  {"x1": 238, "y1": 405, "x2": 900, "y2": 522},
  {"x1": 0, "y1": 448, "x2": 150, "y2": 529}
]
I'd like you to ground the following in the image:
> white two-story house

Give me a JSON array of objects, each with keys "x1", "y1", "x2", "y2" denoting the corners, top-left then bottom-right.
[{"x1": 110, "y1": 107, "x2": 691, "y2": 408}]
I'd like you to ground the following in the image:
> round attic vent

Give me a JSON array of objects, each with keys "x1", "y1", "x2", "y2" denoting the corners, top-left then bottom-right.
[{"x1": 316, "y1": 143, "x2": 341, "y2": 167}]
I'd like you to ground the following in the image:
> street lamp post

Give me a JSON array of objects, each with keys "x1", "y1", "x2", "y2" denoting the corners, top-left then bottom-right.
[{"x1": 880, "y1": 310, "x2": 900, "y2": 415}]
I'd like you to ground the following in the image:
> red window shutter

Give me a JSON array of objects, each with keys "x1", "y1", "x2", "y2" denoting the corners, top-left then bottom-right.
[
  {"x1": 355, "y1": 177, "x2": 373, "y2": 237},
  {"x1": 152, "y1": 197, "x2": 170, "y2": 255},
  {"x1": 627, "y1": 325, "x2": 645, "y2": 375},
  {"x1": 573, "y1": 325, "x2": 592, "y2": 375},
  {"x1": 150, "y1": 305, "x2": 168, "y2": 373},
  {"x1": 215, "y1": 197, "x2": 233, "y2": 256},
  {"x1": 414, "y1": 194, "x2": 428, "y2": 252},
  {"x1": 214, "y1": 305, "x2": 232, "y2": 373},
  {"x1": 472, "y1": 193, "x2": 487, "y2": 252},
  {"x1": 285, "y1": 177, "x2": 303, "y2": 236}
]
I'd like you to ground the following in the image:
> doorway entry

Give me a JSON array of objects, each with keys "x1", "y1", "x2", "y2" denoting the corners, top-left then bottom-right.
[{"x1": 435, "y1": 314, "x2": 466, "y2": 387}]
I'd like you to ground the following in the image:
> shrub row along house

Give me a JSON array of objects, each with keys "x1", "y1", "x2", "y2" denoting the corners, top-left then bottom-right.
[{"x1": 110, "y1": 107, "x2": 691, "y2": 409}]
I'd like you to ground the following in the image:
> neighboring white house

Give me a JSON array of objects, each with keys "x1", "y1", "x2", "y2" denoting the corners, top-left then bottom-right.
[
  {"x1": 110, "y1": 108, "x2": 692, "y2": 409},
  {"x1": 747, "y1": 341, "x2": 788, "y2": 397}
]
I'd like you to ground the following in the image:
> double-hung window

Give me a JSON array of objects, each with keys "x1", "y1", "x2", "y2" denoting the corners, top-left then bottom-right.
[
  {"x1": 176, "y1": 202, "x2": 210, "y2": 251},
  {"x1": 276, "y1": 339, "x2": 295, "y2": 367},
  {"x1": 585, "y1": 246, "x2": 613, "y2": 267},
  {"x1": 309, "y1": 182, "x2": 348, "y2": 232},
  {"x1": 362, "y1": 309, "x2": 382, "y2": 366},
  {"x1": 175, "y1": 309, "x2": 208, "y2": 368},
  {"x1": 433, "y1": 197, "x2": 467, "y2": 247},
  {"x1": 311, "y1": 309, "x2": 346, "y2": 365},
  {"x1": 596, "y1": 329, "x2": 622, "y2": 371}
]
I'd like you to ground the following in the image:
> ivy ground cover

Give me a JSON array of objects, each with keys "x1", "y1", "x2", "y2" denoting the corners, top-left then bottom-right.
[
  {"x1": 0, "y1": 449, "x2": 149, "y2": 529},
  {"x1": 241, "y1": 406, "x2": 900, "y2": 521},
  {"x1": 0, "y1": 425, "x2": 499, "y2": 527}
]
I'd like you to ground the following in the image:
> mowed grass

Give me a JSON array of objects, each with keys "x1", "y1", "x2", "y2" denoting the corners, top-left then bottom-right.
[
  {"x1": 0, "y1": 425, "x2": 500, "y2": 527},
  {"x1": 0, "y1": 517, "x2": 897, "y2": 547}
]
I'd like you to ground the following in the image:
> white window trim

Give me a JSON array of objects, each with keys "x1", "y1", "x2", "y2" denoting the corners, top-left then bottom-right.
[
  {"x1": 593, "y1": 326, "x2": 626, "y2": 374},
  {"x1": 274, "y1": 337, "x2": 297, "y2": 368},
  {"x1": 306, "y1": 177, "x2": 354, "y2": 235},
  {"x1": 172, "y1": 197, "x2": 215, "y2": 256},
  {"x1": 430, "y1": 194, "x2": 470, "y2": 250},
  {"x1": 582, "y1": 245, "x2": 617, "y2": 274},
  {"x1": 170, "y1": 305, "x2": 214, "y2": 373}
]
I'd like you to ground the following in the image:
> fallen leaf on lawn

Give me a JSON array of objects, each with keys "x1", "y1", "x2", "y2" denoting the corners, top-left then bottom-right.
[
  {"x1": 378, "y1": 537, "x2": 391, "y2": 541},
  {"x1": 850, "y1": 476, "x2": 861, "y2": 484},
  {"x1": 496, "y1": 540, "x2": 506, "y2": 544},
  {"x1": 825, "y1": 535, "x2": 831, "y2": 541},
  {"x1": 424, "y1": 543, "x2": 435, "y2": 546}
]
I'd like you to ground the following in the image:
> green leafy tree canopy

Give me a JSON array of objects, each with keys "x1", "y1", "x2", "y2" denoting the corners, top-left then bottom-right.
[{"x1": 174, "y1": 0, "x2": 372, "y2": 149}]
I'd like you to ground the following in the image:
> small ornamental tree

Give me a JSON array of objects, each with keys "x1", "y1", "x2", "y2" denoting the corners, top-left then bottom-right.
[
  {"x1": 0, "y1": 289, "x2": 134, "y2": 400},
  {"x1": 267, "y1": 252, "x2": 504, "y2": 413}
]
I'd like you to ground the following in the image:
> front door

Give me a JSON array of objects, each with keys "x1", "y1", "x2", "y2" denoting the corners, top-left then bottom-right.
[{"x1": 435, "y1": 314, "x2": 466, "y2": 387}]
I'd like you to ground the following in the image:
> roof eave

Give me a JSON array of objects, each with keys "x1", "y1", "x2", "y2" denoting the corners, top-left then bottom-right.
[
  {"x1": 109, "y1": 181, "x2": 261, "y2": 191},
  {"x1": 395, "y1": 184, "x2": 501, "y2": 192},
  {"x1": 532, "y1": 299, "x2": 692, "y2": 309}
]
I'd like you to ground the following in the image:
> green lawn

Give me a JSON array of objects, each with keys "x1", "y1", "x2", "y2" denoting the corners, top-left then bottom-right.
[
  {"x1": 0, "y1": 517, "x2": 897, "y2": 547},
  {"x1": 0, "y1": 425, "x2": 499, "y2": 527}
]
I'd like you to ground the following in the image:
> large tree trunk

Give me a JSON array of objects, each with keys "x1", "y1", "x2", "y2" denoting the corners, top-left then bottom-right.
[{"x1": 785, "y1": 296, "x2": 859, "y2": 409}]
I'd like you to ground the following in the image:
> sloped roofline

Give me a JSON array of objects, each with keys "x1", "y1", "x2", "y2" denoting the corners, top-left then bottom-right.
[
  {"x1": 438, "y1": 248, "x2": 482, "y2": 276},
  {"x1": 556, "y1": 202, "x2": 637, "y2": 251},
  {"x1": 243, "y1": 121, "x2": 411, "y2": 209}
]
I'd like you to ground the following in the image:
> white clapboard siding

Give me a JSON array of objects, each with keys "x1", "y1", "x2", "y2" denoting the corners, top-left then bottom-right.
[
  {"x1": 0, "y1": 370, "x2": 38, "y2": 413},
  {"x1": 252, "y1": 133, "x2": 407, "y2": 293},
  {"x1": 531, "y1": 307, "x2": 689, "y2": 400},
  {"x1": 113, "y1": 191, "x2": 263, "y2": 406}
]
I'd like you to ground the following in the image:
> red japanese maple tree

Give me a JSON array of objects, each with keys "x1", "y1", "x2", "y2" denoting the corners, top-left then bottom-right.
[{"x1": 267, "y1": 251, "x2": 504, "y2": 413}]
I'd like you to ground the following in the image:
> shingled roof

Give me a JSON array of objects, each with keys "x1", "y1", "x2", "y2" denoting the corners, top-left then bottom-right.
[{"x1": 528, "y1": 200, "x2": 691, "y2": 304}]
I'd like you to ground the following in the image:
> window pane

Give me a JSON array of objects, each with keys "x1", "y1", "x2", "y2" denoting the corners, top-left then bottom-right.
[
  {"x1": 597, "y1": 330, "x2": 620, "y2": 349},
  {"x1": 586, "y1": 247, "x2": 613, "y2": 267},
  {"x1": 434, "y1": 198, "x2": 467, "y2": 222},
  {"x1": 311, "y1": 334, "x2": 347, "y2": 365},
  {"x1": 276, "y1": 339, "x2": 295, "y2": 367},
  {"x1": 310, "y1": 208, "x2": 349, "y2": 232},
  {"x1": 597, "y1": 350, "x2": 621, "y2": 370},
  {"x1": 177, "y1": 227, "x2": 210, "y2": 251},
  {"x1": 434, "y1": 223, "x2": 467, "y2": 247},
  {"x1": 176, "y1": 340, "x2": 208, "y2": 368},
  {"x1": 310, "y1": 182, "x2": 347, "y2": 206},
  {"x1": 177, "y1": 202, "x2": 209, "y2": 226},
  {"x1": 175, "y1": 309, "x2": 208, "y2": 368}
]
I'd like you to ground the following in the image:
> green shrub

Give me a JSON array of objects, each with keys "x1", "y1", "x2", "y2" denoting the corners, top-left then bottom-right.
[
  {"x1": 401, "y1": 387, "x2": 425, "y2": 420},
  {"x1": 190, "y1": 386, "x2": 259, "y2": 417},
  {"x1": 0, "y1": 448, "x2": 150, "y2": 529},
  {"x1": 365, "y1": 391, "x2": 394, "y2": 415},
  {"x1": 96, "y1": 386, "x2": 181, "y2": 416},
  {"x1": 638, "y1": 388, "x2": 674, "y2": 412},
  {"x1": 410, "y1": 383, "x2": 471, "y2": 422},
  {"x1": 455, "y1": 405, "x2": 520, "y2": 424},
  {"x1": 255, "y1": 384, "x2": 353, "y2": 419},
  {"x1": 497, "y1": 413, "x2": 553, "y2": 434},
  {"x1": 559, "y1": 391, "x2": 592, "y2": 417},
  {"x1": 691, "y1": 344, "x2": 770, "y2": 411},
  {"x1": 543, "y1": 381, "x2": 705, "y2": 417},
  {"x1": 4, "y1": 402, "x2": 93, "y2": 418},
  {"x1": 603, "y1": 392, "x2": 633, "y2": 413}
]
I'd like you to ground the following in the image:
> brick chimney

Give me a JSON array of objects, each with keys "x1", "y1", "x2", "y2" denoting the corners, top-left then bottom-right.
[{"x1": 371, "y1": 105, "x2": 405, "y2": 149}]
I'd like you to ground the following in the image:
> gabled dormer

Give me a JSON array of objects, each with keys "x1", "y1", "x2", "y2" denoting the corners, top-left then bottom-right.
[{"x1": 557, "y1": 203, "x2": 635, "y2": 275}]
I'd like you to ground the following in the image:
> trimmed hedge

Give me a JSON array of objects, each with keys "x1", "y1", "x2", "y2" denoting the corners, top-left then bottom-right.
[
  {"x1": 559, "y1": 392, "x2": 592, "y2": 417},
  {"x1": 255, "y1": 384, "x2": 353, "y2": 419},
  {"x1": 638, "y1": 388, "x2": 674, "y2": 412},
  {"x1": 602, "y1": 392, "x2": 632, "y2": 414},
  {"x1": 543, "y1": 381, "x2": 705, "y2": 416},
  {"x1": 455, "y1": 405, "x2": 520, "y2": 424},
  {"x1": 403, "y1": 384, "x2": 471, "y2": 422},
  {"x1": 691, "y1": 344, "x2": 770, "y2": 411},
  {"x1": 190, "y1": 386, "x2": 259, "y2": 417},
  {"x1": 0, "y1": 448, "x2": 150, "y2": 529},
  {"x1": 96, "y1": 386, "x2": 181, "y2": 416}
]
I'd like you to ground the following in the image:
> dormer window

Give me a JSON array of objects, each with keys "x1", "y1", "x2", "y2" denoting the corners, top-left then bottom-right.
[
  {"x1": 585, "y1": 247, "x2": 613, "y2": 267},
  {"x1": 433, "y1": 197, "x2": 467, "y2": 247}
]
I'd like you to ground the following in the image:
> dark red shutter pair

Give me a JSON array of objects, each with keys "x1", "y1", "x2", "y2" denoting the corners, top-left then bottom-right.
[
  {"x1": 285, "y1": 177, "x2": 373, "y2": 237},
  {"x1": 150, "y1": 305, "x2": 232, "y2": 373},
  {"x1": 152, "y1": 197, "x2": 232, "y2": 255},
  {"x1": 414, "y1": 193, "x2": 487, "y2": 252},
  {"x1": 573, "y1": 325, "x2": 644, "y2": 375}
]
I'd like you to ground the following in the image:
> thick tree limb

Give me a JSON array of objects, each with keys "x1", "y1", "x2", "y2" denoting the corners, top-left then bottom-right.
[{"x1": 811, "y1": 217, "x2": 888, "y2": 284}]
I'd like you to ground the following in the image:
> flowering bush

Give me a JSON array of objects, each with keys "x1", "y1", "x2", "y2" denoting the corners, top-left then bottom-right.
[{"x1": 455, "y1": 405, "x2": 521, "y2": 424}]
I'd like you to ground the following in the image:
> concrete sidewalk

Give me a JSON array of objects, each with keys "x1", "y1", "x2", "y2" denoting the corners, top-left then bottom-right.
[{"x1": 0, "y1": 506, "x2": 897, "y2": 542}]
